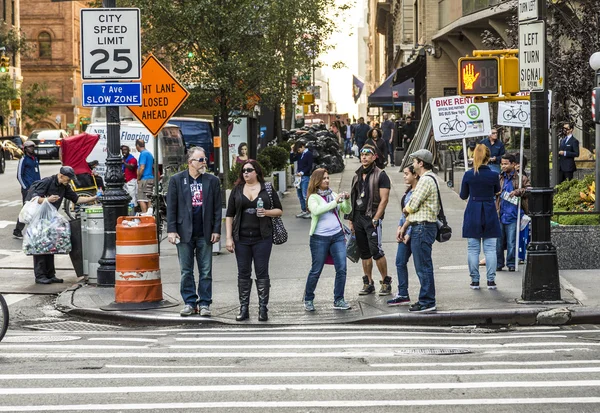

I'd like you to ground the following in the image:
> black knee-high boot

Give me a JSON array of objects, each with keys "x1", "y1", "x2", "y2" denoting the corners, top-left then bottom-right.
[
  {"x1": 255, "y1": 279, "x2": 270, "y2": 321},
  {"x1": 236, "y1": 278, "x2": 252, "y2": 321}
]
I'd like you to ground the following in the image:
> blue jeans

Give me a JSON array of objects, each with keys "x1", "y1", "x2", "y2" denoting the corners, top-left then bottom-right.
[
  {"x1": 468, "y1": 238, "x2": 497, "y2": 282},
  {"x1": 387, "y1": 140, "x2": 394, "y2": 164},
  {"x1": 296, "y1": 175, "x2": 310, "y2": 212},
  {"x1": 344, "y1": 139, "x2": 352, "y2": 156},
  {"x1": 177, "y1": 237, "x2": 213, "y2": 307},
  {"x1": 395, "y1": 240, "x2": 412, "y2": 297},
  {"x1": 304, "y1": 231, "x2": 347, "y2": 302},
  {"x1": 410, "y1": 223, "x2": 437, "y2": 307},
  {"x1": 497, "y1": 221, "x2": 517, "y2": 269}
]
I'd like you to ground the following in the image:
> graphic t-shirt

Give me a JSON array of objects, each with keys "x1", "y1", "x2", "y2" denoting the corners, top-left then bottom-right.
[{"x1": 190, "y1": 175, "x2": 204, "y2": 237}]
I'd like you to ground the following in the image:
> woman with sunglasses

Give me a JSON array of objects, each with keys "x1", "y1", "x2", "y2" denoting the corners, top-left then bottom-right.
[
  {"x1": 303, "y1": 168, "x2": 352, "y2": 312},
  {"x1": 225, "y1": 160, "x2": 283, "y2": 322}
]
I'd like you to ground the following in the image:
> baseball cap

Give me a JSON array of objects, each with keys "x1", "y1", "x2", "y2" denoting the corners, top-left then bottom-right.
[
  {"x1": 59, "y1": 166, "x2": 77, "y2": 182},
  {"x1": 409, "y1": 149, "x2": 434, "y2": 164},
  {"x1": 23, "y1": 140, "x2": 35, "y2": 147}
]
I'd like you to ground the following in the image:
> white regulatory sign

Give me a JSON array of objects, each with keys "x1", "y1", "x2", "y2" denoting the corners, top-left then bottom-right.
[
  {"x1": 518, "y1": 0, "x2": 539, "y2": 22},
  {"x1": 80, "y1": 8, "x2": 141, "y2": 80},
  {"x1": 519, "y1": 21, "x2": 545, "y2": 92}
]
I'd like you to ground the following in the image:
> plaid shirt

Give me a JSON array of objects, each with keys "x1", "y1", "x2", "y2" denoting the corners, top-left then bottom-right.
[{"x1": 405, "y1": 171, "x2": 440, "y2": 223}]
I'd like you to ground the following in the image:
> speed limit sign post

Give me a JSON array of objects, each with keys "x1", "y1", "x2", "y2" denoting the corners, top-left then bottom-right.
[{"x1": 80, "y1": 8, "x2": 141, "y2": 80}]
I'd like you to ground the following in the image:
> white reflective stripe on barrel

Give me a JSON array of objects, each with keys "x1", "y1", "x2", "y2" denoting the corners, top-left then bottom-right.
[
  {"x1": 116, "y1": 243, "x2": 159, "y2": 255},
  {"x1": 116, "y1": 270, "x2": 162, "y2": 281}
]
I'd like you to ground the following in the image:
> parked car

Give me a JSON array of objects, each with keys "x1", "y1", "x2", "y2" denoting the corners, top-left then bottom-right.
[
  {"x1": 28, "y1": 129, "x2": 68, "y2": 161},
  {"x1": 168, "y1": 117, "x2": 215, "y2": 170},
  {"x1": 1, "y1": 139, "x2": 23, "y2": 159},
  {"x1": 0, "y1": 144, "x2": 4, "y2": 173},
  {"x1": 2, "y1": 135, "x2": 28, "y2": 148}
]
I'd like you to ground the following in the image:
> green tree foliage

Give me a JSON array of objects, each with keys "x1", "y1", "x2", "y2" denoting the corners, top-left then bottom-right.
[
  {"x1": 21, "y1": 83, "x2": 56, "y2": 130},
  {"x1": 0, "y1": 75, "x2": 17, "y2": 120}
]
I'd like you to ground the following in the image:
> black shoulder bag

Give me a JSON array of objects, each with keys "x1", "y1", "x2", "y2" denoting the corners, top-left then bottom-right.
[{"x1": 425, "y1": 175, "x2": 452, "y2": 243}]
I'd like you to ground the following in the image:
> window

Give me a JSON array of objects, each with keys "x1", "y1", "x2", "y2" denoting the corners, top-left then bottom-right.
[{"x1": 38, "y1": 32, "x2": 51, "y2": 59}]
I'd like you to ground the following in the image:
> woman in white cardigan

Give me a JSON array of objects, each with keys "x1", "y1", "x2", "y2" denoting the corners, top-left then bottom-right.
[{"x1": 303, "y1": 168, "x2": 352, "y2": 312}]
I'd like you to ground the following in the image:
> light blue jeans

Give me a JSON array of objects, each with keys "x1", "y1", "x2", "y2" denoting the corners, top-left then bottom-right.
[
  {"x1": 296, "y1": 175, "x2": 310, "y2": 212},
  {"x1": 468, "y1": 238, "x2": 497, "y2": 283},
  {"x1": 177, "y1": 237, "x2": 213, "y2": 307}
]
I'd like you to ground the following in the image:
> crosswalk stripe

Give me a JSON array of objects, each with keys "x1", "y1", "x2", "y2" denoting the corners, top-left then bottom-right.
[
  {"x1": 173, "y1": 334, "x2": 570, "y2": 340},
  {"x1": 371, "y1": 360, "x2": 600, "y2": 367},
  {"x1": 3, "y1": 397, "x2": 600, "y2": 411},
  {"x1": 2, "y1": 366, "x2": 600, "y2": 380}
]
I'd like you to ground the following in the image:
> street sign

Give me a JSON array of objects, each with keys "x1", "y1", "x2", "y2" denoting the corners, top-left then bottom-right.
[
  {"x1": 82, "y1": 82, "x2": 142, "y2": 107},
  {"x1": 519, "y1": 21, "x2": 545, "y2": 91},
  {"x1": 80, "y1": 8, "x2": 141, "y2": 80},
  {"x1": 127, "y1": 54, "x2": 190, "y2": 136},
  {"x1": 497, "y1": 100, "x2": 530, "y2": 128},
  {"x1": 10, "y1": 99, "x2": 20, "y2": 110},
  {"x1": 430, "y1": 96, "x2": 491, "y2": 142},
  {"x1": 518, "y1": 0, "x2": 540, "y2": 22}
]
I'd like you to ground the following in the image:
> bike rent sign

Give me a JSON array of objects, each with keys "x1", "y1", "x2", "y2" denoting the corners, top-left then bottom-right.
[
  {"x1": 430, "y1": 96, "x2": 491, "y2": 142},
  {"x1": 497, "y1": 100, "x2": 531, "y2": 128}
]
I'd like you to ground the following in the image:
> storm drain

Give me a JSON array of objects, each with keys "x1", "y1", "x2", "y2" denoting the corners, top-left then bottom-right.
[
  {"x1": 394, "y1": 349, "x2": 472, "y2": 355},
  {"x1": 2, "y1": 335, "x2": 81, "y2": 343},
  {"x1": 24, "y1": 321, "x2": 123, "y2": 332}
]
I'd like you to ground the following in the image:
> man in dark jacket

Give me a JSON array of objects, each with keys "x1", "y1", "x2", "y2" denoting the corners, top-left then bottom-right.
[
  {"x1": 290, "y1": 141, "x2": 313, "y2": 218},
  {"x1": 354, "y1": 117, "x2": 371, "y2": 151},
  {"x1": 14, "y1": 140, "x2": 40, "y2": 239},
  {"x1": 167, "y1": 147, "x2": 222, "y2": 317},
  {"x1": 557, "y1": 121, "x2": 580, "y2": 183},
  {"x1": 27, "y1": 166, "x2": 96, "y2": 284}
]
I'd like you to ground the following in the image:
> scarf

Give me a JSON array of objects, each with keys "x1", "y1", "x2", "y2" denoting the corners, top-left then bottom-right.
[
  {"x1": 361, "y1": 162, "x2": 375, "y2": 176},
  {"x1": 317, "y1": 188, "x2": 334, "y2": 203}
]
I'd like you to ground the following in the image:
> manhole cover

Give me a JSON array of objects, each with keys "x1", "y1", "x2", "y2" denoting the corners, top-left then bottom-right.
[
  {"x1": 2, "y1": 335, "x2": 81, "y2": 343},
  {"x1": 25, "y1": 321, "x2": 123, "y2": 332},
  {"x1": 394, "y1": 349, "x2": 472, "y2": 355}
]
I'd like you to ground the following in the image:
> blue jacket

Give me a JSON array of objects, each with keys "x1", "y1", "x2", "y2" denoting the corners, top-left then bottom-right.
[
  {"x1": 460, "y1": 165, "x2": 501, "y2": 239},
  {"x1": 480, "y1": 138, "x2": 505, "y2": 167},
  {"x1": 290, "y1": 148, "x2": 314, "y2": 176},
  {"x1": 16, "y1": 155, "x2": 40, "y2": 190}
]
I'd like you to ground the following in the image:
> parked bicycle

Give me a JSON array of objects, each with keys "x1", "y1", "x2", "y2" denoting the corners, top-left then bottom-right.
[
  {"x1": 503, "y1": 107, "x2": 529, "y2": 122},
  {"x1": 0, "y1": 293, "x2": 8, "y2": 342},
  {"x1": 439, "y1": 116, "x2": 467, "y2": 134}
]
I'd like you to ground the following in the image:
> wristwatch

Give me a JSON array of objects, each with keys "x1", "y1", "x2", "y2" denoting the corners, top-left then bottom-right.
[{"x1": 372, "y1": 219, "x2": 379, "y2": 226}]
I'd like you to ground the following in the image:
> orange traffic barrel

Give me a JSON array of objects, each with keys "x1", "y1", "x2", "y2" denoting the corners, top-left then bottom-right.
[{"x1": 115, "y1": 216, "x2": 163, "y2": 303}]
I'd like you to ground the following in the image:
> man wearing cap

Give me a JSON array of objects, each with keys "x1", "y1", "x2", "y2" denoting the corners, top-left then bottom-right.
[
  {"x1": 121, "y1": 145, "x2": 138, "y2": 205},
  {"x1": 13, "y1": 140, "x2": 40, "y2": 239},
  {"x1": 26, "y1": 166, "x2": 97, "y2": 284},
  {"x1": 399, "y1": 149, "x2": 440, "y2": 312},
  {"x1": 347, "y1": 144, "x2": 392, "y2": 296}
]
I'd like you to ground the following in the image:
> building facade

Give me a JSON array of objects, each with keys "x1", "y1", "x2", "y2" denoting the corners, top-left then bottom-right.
[{"x1": 20, "y1": 0, "x2": 90, "y2": 134}]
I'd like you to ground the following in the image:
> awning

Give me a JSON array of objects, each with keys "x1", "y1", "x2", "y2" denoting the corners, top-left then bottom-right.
[
  {"x1": 393, "y1": 54, "x2": 425, "y2": 85},
  {"x1": 367, "y1": 73, "x2": 415, "y2": 108}
]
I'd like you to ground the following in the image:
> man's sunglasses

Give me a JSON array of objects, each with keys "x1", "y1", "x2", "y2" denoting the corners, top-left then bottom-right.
[
  {"x1": 192, "y1": 157, "x2": 209, "y2": 163},
  {"x1": 242, "y1": 168, "x2": 255, "y2": 173},
  {"x1": 360, "y1": 149, "x2": 375, "y2": 155}
]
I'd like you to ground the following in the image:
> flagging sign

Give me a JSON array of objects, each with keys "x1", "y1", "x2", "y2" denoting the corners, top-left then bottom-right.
[
  {"x1": 430, "y1": 96, "x2": 491, "y2": 142},
  {"x1": 80, "y1": 8, "x2": 141, "y2": 80},
  {"x1": 128, "y1": 54, "x2": 190, "y2": 136}
]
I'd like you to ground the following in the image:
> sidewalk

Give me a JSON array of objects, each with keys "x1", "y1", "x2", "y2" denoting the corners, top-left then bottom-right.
[{"x1": 4, "y1": 158, "x2": 600, "y2": 326}]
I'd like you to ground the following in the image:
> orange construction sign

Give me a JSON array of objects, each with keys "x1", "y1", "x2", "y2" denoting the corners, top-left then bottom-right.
[{"x1": 128, "y1": 54, "x2": 190, "y2": 136}]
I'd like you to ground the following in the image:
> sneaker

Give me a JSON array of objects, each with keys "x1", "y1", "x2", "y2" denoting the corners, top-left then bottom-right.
[
  {"x1": 199, "y1": 306, "x2": 211, "y2": 317},
  {"x1": 304, "y1": 300, "x2": 315, "y2": 312},
  {"x1": 387, "y1": 295, "x2": 411, "y2": 306},
  {"x1": 358, "y1": 276, "x2": 375, "y2": 295},
  {"x1": 496, "y1": 267, "x2": 504, "y2": 271},
  {"x1": 180, "y1": 304, "x2": 196, "y2": 317},
  {"x1": 378, "y1": 276, "x2": 392, "y2": 296},
  {"x1": 408, "y1": 303, "x2": 437, "y2": 312},
  {"x1": 296, "y1": 211, "x2": 308, "y2": 218},
  {"x1": 302, "y1": 212, "x2": 312, "y2": 219},
  {"x1": 13, "y1": 229, "x2": 23, "y2": 240},
  {"x1": 487, "y1": 281, "x2": 497, "y2": 290},
  {"x1": 470, "y1": 282, "x2": 480, "y2": 290},
  {"x1": 333, "y1": 299, "x2": 351, "y2": 310},
  {"x1": 508, "y1": 267, "x2": 516, "y2": 272}
]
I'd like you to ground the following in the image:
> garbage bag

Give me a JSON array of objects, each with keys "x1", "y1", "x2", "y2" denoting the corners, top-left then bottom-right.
[
  {"x1": 23, "y1": 199, "x2": 72, "y2": 255},
  {"x1": 18, "y1": 196, "x2": 41, "y2": 224},
  {"x1": 346, "y1": 234, "x2": 360, "y2": 263}
]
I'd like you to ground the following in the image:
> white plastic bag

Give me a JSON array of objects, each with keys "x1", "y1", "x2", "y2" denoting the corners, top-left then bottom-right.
[
  {"x1": 23, "y1": 199, "x2": 72, "y2": 255},
  {"x1": 352, "y1": 144, "x2": 359, "y2": 157},
  {"x1": 18, "y1": 196, "x2": 40, "y2": 224}
]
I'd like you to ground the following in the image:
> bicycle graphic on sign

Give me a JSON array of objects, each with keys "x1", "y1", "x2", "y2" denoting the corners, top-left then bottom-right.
[
  {"x1": 503, "y1": 106, "x2": 529, "y2": 123},
  {"x1": 439, "y1": 115, "x2": 467, "y2": 135}
]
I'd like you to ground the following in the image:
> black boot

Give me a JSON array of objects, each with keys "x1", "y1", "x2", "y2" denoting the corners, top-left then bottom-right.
[
  {"x1": 236, "y1": 278, "x2": 252, "y2": 322},
  {"x1": 256, "y1": 279, "x2": 270, "y2": 322}
]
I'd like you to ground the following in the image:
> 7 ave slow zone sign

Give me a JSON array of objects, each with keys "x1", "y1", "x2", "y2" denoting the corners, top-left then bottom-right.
[{"x1": 128, "y1": 54, "x2": 189, "y2": 136}]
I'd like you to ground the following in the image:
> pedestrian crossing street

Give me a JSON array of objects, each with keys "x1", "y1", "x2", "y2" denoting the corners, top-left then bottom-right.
[{"x1": 2, "y1": 324, "x2": 600, "y2": 411}]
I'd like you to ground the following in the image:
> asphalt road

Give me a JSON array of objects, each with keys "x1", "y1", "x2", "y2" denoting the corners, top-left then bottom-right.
[{"x1": 2, "y1": 316, "x2": 600, "y2": 412}]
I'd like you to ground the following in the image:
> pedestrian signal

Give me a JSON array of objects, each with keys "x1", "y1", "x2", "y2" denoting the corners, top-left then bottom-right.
[{"x1": 458, "y1": 57, "x2": 499, "y2": 96}]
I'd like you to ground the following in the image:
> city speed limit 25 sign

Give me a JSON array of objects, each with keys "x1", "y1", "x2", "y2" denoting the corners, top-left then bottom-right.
[{"x1": 80, "y1": 8, "x2": 141, "y2": 80}]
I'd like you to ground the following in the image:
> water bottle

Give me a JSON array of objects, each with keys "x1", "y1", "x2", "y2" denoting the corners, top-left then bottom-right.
[
  {"x1": 256, "y1": 197, "x2": 264, "y2": 217},
  {"x1": 96, "y1": 189, "x2": 103, "y2": 198},
  {"x1": 128, "y1": 202, "x2": 135, "y2": 216}
]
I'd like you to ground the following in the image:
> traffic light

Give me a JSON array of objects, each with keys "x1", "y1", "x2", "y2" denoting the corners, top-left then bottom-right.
[
  {"x1": 458, "y1": 55, "x2": 520, "y2": 97},
  {"x1": 0, "y1": 55, "x2": 10, "y2": 73}
]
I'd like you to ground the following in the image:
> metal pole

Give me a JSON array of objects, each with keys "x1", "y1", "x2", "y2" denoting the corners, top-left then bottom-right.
[
  {"x1": 515, "y1": 126, "x2": 525, "y2": 272},
  {"x1": 596, "y1": 71, "x2": 600, "y2": 212},
  {"x1": 522, "y1": 44, "x2": 560, "y2": 301},
  {"x1": 96, "y1": 0, "x2": 130, "y2": 286},
  {"x1": 462, "y1": 138, "x2": 468, "y2": 171}
]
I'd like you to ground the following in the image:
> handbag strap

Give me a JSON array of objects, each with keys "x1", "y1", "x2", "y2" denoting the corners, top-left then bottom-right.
[
  {"x1": 424, "y1": 175, "x2": 448, "y2": 225},
  {"x1": 265, "y1": 182, "x2": 274, "y2": 209}
]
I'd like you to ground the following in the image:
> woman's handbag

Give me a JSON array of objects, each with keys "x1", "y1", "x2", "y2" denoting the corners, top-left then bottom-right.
[
  {"x1": 426, "y1": 176, "x2": 452, "y2": 243},
  {"x1": 265, "y1": 183, "x2": 288, "y2": 245}
]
